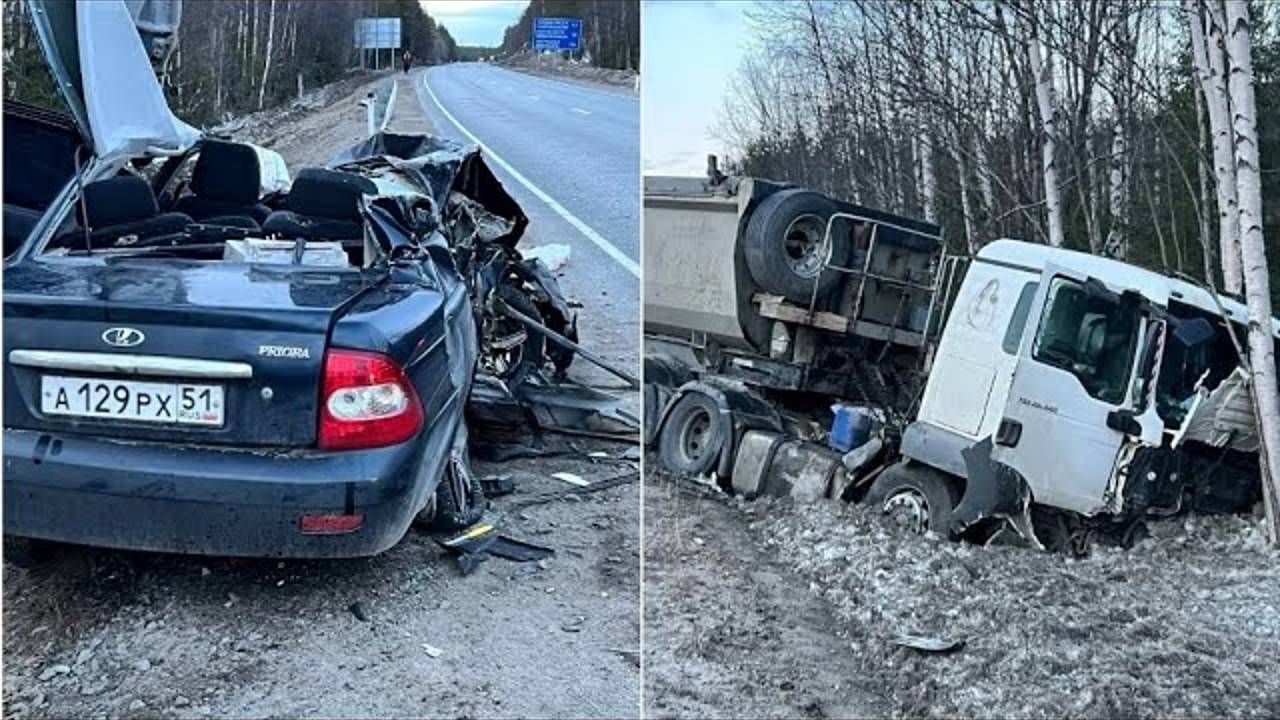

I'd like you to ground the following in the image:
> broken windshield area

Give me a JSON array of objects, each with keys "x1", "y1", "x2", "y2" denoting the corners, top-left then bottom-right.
[{"x1": 1031, "y1": 276, "x2": 1139, "y2": 405}]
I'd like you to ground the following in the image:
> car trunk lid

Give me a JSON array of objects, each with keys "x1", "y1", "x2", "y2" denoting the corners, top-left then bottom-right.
[{"x1": 3, "y1": 258, "x2": 386, "y2": 447}]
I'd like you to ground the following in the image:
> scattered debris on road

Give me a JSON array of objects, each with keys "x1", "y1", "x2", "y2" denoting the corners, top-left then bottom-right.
[{"x1": 552, "y1": 472, "x2": 590, "y2": 487}]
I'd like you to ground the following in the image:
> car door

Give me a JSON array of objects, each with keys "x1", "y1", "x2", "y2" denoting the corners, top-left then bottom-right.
[{"x1": 993, "y1": 264, "x2": 1143, "y2": 515}]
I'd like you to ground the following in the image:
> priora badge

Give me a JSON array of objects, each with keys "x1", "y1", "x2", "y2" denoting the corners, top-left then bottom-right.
[{"x1": 101, "y1": 327, "x2": 145, "y2": 348}]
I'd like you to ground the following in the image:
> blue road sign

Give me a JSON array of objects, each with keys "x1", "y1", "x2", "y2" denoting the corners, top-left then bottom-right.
[{"x1": 532, "y1": 17, "x2": 583, "y2": 52}]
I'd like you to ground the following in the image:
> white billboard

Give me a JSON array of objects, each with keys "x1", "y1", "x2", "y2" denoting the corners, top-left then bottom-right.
[{"x1": 354, "y1": 18, "x2": 401, "y2": 50}]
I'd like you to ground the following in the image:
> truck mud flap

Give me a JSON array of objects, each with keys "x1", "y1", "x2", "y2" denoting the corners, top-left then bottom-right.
[{"x1": 955, "y1": 437, "x2": 1038, "y2": 547}]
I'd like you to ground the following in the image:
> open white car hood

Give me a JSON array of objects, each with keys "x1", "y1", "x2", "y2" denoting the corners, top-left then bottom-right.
[{"x1": 30, "y1": 0, "x2": 198, "y2": 159}]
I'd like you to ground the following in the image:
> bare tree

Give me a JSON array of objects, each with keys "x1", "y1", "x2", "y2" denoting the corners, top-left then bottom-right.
[
  {"x1": 1218, "y1": 0, "x2": 1280, "y2": 542},
  {"x1": 1024, "y1": 6, "x2": 1066, "y2": 248},
  {"x1": 1187, "y1": 0, "x2": 1244, "y2": 295}
]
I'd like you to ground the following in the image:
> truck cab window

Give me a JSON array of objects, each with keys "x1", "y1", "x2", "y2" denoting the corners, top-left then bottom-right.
[
  {"x1": 1032, "y1": 277, "x2": 1139, "y2": 405},
  {"x1": 1002, "y1": 281, "x2": 1039, "y2": 354}
]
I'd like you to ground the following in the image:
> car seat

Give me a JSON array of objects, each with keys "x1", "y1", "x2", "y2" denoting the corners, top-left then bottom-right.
[
  {"x1": 174, "y1": 140, "x2": 272, "y2": 229},
  {"x1": 262, "y1": 168, "x2": 377, "y2": 241},
  {"x1": 78, "y1": 175, "x2": 193, "y2": 247}
]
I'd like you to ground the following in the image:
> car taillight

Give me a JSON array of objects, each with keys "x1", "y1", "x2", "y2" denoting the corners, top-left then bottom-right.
[{"x1": 318, "y1": 349, "x2": 423, "y2": 451}]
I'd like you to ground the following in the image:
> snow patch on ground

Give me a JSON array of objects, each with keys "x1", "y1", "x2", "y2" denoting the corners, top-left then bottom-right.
[{"x1": 749, "y1": 498, "x2": 1280, "y2": 718}]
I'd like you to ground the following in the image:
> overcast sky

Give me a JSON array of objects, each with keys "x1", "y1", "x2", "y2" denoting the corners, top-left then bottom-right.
[
  {"x1": 642, "y1": 1, "x2": 750, "y2": 176},
  {"x1": 421, "y1": 0, "x2": 528, "y2": 47}
]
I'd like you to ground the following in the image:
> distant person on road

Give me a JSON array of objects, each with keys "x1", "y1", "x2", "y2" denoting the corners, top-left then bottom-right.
[{"x1": 402, "y1": 50, "x2": 412, "y2": 74}]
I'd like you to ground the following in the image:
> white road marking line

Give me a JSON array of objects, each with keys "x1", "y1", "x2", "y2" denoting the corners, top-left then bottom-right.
[
  {"x1": 422, "y1": 71, "x2": 640, "y2": 278},
  {"x1": 571, "y1": 107, "x2": 591, "y2": 115}
]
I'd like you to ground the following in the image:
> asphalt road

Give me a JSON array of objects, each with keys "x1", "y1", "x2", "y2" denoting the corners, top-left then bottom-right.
[{"x1": 420, "y1": 63, "x2": 640, "y2": 270}]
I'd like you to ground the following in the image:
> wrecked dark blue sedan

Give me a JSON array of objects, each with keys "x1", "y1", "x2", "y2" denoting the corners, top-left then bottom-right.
[{"x1": 2, "y1": 0, "x2": 565, "y2": 557}]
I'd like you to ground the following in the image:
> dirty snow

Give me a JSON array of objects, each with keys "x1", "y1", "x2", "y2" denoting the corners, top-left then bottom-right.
[
  {"x1": 499, "y1": 53, "x2": 638, "y2": 92},
  {"x1": 645, "y1": 466, "x2": 1280, "y2": 719},
  {"x1": 759, "y1": 500, "x2": 1280, "y2": 719}
]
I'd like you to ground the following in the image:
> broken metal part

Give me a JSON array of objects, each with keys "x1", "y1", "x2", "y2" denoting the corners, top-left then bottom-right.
[
  {"x1": 835, "y1": 437, "x2": 887, "y2": 501},
  {"x1": 956, "y1": 437, "x2": 1039, "y2": 548},
  {"x1": 479, "y1": 475, "x2": 516, "y2": 498},
  {"x1": 1173, "y1": 366, "x2": 1258, "y2": 453},
  {"x1": 892, "y1": 634, "x2": 965, "y2": 654},
  {"x1": 493, "y1": 294, "x2": 638, "y2": 389},
  {"x1": 511, "y1": 257, "x2": 578, "y2": 377},
  {"x1": 467, "y1": 373, "x2": 638, "y2": 442},
  {"x1": 508, "y1": 471, "x2": 637, "y2": 510},
  {"x1": 485, "y1": 536, "x2": 554, "y2": 563},
  {"x1": 513, "y1": 377, "x2": 640, "y2": 441},
  {"x1": 433, "y1": 522, "x2": 551, "y2": 574},
  {"x1": 330, "y1": 132, "x2": 528, "y2": 248}
]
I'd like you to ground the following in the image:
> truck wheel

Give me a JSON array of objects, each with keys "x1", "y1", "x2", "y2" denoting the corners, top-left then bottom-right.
[
  {"x1": 864, "y1": 462, "x2": 959, "y2": 536},
  {"x1": 743, "y1": 189, "x2": 845, "y2": 304},
  {"x1": 425, "y1": 443, "x2": 486, "y2": 532},
  {"x1": 657, "y1": 391, "x2": 727, "y2": 477}
]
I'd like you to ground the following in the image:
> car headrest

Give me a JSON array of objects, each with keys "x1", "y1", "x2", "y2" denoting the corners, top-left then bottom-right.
[
  {"x1": 190, "y1": 140, "x2": 262, "y2": 205},
  {"x1": 83, "y1": 176, "x2": 158, "y2": 227},
  {"x1": 286, "y1": 168, "x2": 378, "y2": 222}
]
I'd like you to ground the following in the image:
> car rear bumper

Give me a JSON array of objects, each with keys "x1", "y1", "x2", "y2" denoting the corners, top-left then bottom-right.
[{"x1": 2, "y1": 422, "x2": 457, "y2": 558}]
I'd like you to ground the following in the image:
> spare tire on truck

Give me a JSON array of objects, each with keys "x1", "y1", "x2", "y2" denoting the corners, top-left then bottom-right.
[{"x1": 743, "y1": 189, "x2": 846, "y2": 304}]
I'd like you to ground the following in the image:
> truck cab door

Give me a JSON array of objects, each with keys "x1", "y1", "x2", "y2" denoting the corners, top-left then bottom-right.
[{"x1": 993, "y1": 265, "x2": 1144, "y2": 515}]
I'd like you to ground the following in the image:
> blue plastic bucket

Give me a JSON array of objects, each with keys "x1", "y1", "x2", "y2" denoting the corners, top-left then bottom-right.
[{"x1": 829, "y1": 404, "x2": 874, "y2": 453}]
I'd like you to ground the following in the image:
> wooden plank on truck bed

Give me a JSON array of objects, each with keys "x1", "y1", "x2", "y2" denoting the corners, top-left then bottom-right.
[{"x1": 752, "y1": 293, "x2": 926, "y2": 347}]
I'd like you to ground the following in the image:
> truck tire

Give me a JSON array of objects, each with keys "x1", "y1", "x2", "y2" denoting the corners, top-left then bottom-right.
[
  {"x1": 743, "y1": 189, "x2": 845, "y2": 304},
  {"x1": 864, "y1": 462, "x2": 960, "y2": 537},
  {"x1": 657, "y1": 390, "x2": 728, "y2": 477}
]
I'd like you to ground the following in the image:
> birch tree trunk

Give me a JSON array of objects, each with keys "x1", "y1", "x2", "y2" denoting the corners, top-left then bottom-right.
[
  {"x1": 1222, "y1": 0, "x2": 1280, "y2": 543},
  {"x1": 954, "y1": 139, "x2": 978, "y2": 254},
  {"x1": 975, "y1": 124, "x2": 996, "y2": 217},
  {"x1": 1195, "y1": 81, "x2": 1217, "y2": 284},
  {"x1": 1027, "y1": 32, "x2": 1065, "y2": 247},
  {"x1": 1187, "y1": 0, "x2": 1244, "y2": 294},
  {"x1": 257, "y1": 0, "x2": 276, "y2": 111},
  {"x1": 1105, "y1": 2, "x2": 1134, "y2": 259},
  {"x1": 917, "y1": 121, "x2": 937, "y2": 222}
]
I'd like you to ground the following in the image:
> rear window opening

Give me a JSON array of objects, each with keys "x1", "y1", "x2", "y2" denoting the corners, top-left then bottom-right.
[{"x1": 40, "y1": 160, "x2": 382, "y2": 269}]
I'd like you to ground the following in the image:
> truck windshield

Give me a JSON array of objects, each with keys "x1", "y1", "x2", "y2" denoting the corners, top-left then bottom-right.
[{"x1": 1031, "y1": 276, "x2": 1139, "y2": 405}]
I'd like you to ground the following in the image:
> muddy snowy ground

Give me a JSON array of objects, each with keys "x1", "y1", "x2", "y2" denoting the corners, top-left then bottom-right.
[
  {"x1": 3, "y1": 70, "x2": 640, "y2": 719},
  {"x1": 498, "y1": 53, "x2": 638, "y2": 93},
  {"x1": 644, "y1": 466, "x2": 1280, "y2": 719}
]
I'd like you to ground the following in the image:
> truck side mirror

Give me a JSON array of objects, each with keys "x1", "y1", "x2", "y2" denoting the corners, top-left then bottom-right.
[{"x1": 1106, "y1": 409, "x2": 1142, "y2": 436}]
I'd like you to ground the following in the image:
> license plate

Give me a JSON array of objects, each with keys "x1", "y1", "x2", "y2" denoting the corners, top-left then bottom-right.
[{"x1": 41, "y1": 375, "x2": 225, "y2": 427}]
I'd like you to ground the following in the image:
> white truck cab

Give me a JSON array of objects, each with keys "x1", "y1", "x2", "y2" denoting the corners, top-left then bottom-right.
[{"x1": 903, "y1": 239, "x2": 1279, "y2": 543}]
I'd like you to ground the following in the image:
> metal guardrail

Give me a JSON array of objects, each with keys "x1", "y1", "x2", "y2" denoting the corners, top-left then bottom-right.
[{"x1": 362, "y1": 77, "x2": 398, "y2": 138}]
